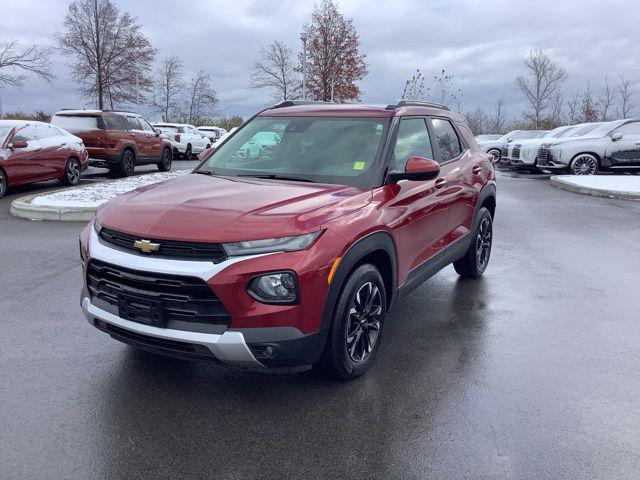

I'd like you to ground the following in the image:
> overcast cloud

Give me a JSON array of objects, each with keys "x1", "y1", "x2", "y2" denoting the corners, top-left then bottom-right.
[{"x1": 1, "y1": 0, "x2": 638, "y2": 121}]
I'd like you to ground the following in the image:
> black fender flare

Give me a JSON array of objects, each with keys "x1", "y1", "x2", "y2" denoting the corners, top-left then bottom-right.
[
  {"x1": 121, "y1": 142, "x2": 138, "y2": 159},
  {"x1": 475, "y1": 181, "x2": 496, "y2": 218},
  {"x1": 319, "y1": 231, "x2": 398, "y2": 332}
]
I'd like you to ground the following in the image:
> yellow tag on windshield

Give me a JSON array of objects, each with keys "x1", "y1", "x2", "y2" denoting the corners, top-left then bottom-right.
[{"x1": 353, "y1": 161, "x2": 365, "y2": 170}]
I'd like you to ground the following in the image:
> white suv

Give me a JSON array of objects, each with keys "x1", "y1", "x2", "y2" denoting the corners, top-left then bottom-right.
[
  {"x1": 153, "y1": 123, "x2": 210, "y2": 159},
  {"x1": 198, "y1": 126, "x2": 228, "y2": 143}
]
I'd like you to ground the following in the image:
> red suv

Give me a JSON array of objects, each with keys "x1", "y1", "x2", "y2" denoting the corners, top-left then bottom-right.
[
  {"x1": 51, "y1": 110, "x2": 173, "y2": 177},
  {"x1": 79, "y1": 101, "x2": 496, "y2": 379}
]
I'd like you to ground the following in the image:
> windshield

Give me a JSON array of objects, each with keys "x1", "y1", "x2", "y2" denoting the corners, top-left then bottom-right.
[
  {"x1": 569, "y1": 123, "x2": 603, "y2": 137},
  {"x1": 543, "y1": 126, "x2": 570, "y2": 138},
  {"x1": 51, "y1": 114, "x2": 102, "y2": 132},
  {"x1": 156, "y1": 126, "x2": 183, "y2": 133},
  {"x1": 197, "y1": 116, "x2": 389, "y2": 188}
]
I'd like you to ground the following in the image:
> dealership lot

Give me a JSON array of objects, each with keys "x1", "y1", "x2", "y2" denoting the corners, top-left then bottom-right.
[{"x1": 1, "y1": 170, "x2": 639, "y2": 479}]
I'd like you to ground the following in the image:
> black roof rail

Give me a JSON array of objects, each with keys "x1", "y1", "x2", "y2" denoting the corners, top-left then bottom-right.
[
  {"x1": 270, "y1": 100, "x2": 331, "y2": 109},
  {"x1": 385, "y1": 100, "x2": 450, "y2": 111}
]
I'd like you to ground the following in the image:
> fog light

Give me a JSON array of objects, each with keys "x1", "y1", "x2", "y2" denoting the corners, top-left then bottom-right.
[{"x1": 247, "y1": 271, "x2": 298, "y2": 304}]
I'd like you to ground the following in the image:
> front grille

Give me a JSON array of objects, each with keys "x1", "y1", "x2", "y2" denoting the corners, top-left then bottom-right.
[
  {"x1": 87, "y1": 259, "x2": 231, "y2": 329},
  {"x1": 512, "y1": 145, "x2": 521, "y2": 159},
  {"x1": 536, "y1": 146, "x2": 550, "y2": 166},
  {"x1": 99, "y1": 227, "x2": 227, "y2": 263}
]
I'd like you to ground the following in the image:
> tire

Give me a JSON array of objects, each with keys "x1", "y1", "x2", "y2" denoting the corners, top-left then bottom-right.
[
  {"x1": 0, "y1": 169, "x2": 7, "y2": 199},
  {"x1": 453, "y1": 207, "x2": 493, "y2": 279},
  {"x1": 157, "y1": 148, "x2": 172, "y2": 172},
  {"x1": 118, "y1": 149, "x2": 135, "y2": 177},
  {"x1": 319, "y1": 264, "x2": 386, "y2": 380},
  {"x1": 62, "y1": 157, "x2": 81, "y2": 185},
  {"x1": 488, "y1": 149, "x2": 501, "y2": 163},
  {"x1": 184, "y1": 144, "x2": 192, "y2": 160},
  {"x1": 570, "y1": 154, "x2": 599, "y2": 175}
]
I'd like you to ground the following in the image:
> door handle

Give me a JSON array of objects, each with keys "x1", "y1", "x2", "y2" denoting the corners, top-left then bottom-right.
[
  {"x1": 434, "y1": 178, "x2": 447, "y2": 189},
  {"x1": 130, "y1": 133, "x2": 136, "y2": 137},
  {"x1": 472, "y1": 165, "x2": 482, "y2": 175}
]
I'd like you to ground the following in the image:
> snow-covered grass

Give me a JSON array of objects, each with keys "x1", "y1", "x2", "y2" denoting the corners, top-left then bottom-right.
[
  {"x1": 31, "y1": 170, "x2": 188, "y2": 208},
  {"x1": 553, "y1": 175, "x2": 640, "y2": 194}
]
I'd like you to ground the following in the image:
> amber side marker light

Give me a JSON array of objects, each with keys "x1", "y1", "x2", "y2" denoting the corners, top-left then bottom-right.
[{"x1": 327, "y1": 257, "x2": 342, "y2": 284}]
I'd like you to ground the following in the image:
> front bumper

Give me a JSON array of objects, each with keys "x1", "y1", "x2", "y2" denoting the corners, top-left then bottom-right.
[{"x1": 82, "y1": 295, "x2": 265, "y2": 368}]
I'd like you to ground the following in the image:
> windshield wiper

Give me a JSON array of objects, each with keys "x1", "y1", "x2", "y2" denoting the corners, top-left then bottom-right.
[
  {"x1": 193, "y1": 170, "x2": 216, "y2": 176},
  {"x1": 237, "y1": 174, "x2": 315, "y2": 183}
]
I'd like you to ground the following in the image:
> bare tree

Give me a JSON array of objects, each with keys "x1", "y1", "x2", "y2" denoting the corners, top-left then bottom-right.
[
  {"x1": 57, "y1": 0, "x2": 156, "y2": 109},
  {"x1": 402, "y1": 69, "x2": 426, "y2": 100},
  {"x1": 430, "y1": 69, "x2": 462, "y2": 108},
  {"x1": 549, "y1": 93, "x2": 564, "y2": 127},
  {"x1": 580, "y1": 82, "x2": 598, "y2": 123},
  {"x1": 597, "y1": 76, "x2": 616, "y2": 121},
  {"x1": 516, "y1": 49, "x2": 567, "y2": 128},
  {"x1": 490, "y1": 96, "x2": 507, "y2": 133},
  {"x1": 186, "y1": 70, "x2": 219, "y2": 124},
  {"x1": 566, "y1": 91, "x2": 581, "y2": 124},
  {"x1": 250, "y1": 40, "x2": 299, "y2": 102},
  {"x1": 465, "y1": 108, "x2": 489, "y2": 135},
  {"x1": 618, "y1": 75, "x2": 635, "y2": 118},
  {"x1": 0, "y1": 40, "x2": 54, "y2": 88},
  {"x1": 298, "y1": 0, "x2": 368, "y2": 102},
  {"x1": 153, "y1": 56, "x2": 184, "y2": 121}
]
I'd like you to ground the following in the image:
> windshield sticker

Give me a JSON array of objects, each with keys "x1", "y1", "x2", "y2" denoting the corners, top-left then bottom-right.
[{"x1": 353, "y1": 161, "x2": 365, "y2": 170}]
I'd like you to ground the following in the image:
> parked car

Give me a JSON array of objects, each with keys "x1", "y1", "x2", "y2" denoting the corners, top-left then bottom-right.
[
  {"x1": 510, "y1": 124, "x2": 603, "y2": 171},
  {"x1": 477, "y1": 130, "x2": 546, "y2": 162},
  {"x1": 198, "y1": 126, "x2": 228, "y2": 143},
  {"x1": 500, "y1": 130, "x2": 548, "y2": 164},
  {"x1": 0, "y1": 120, "x2": 88, "y2": 198},
  {"x1": 153, "y1": 123, "x2": 210, "y2": 159},
  {"x1": 51, "y1": 110, "x2": 172, "y2": 177},
  {"x1": 539, "y1": 119, "x2": 640, "y2": 174},
  {"x1": 79, "y1": 100, "x2": 497, "y2": 379}
]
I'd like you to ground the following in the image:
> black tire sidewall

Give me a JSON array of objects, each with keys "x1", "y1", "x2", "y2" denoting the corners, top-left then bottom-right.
[
  {"x1": 325, "y1": 264, "x2": 387, "y2": 379},
  {"x1": 121, "y1": 150, "x2": 134, "y2": 177},
  {"x1": 0, "y1": 170, "x2": 6, "y2": 198},
  {"x1": 64, "y1": 158, "x2": 80, "y2": 185},
  {"x1": 159, "y1": 148, "x2": 172, "y2": 171}
]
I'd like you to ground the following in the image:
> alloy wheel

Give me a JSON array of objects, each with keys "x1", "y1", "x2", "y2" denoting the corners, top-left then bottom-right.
[
  {"x1": 124, "y1": 152, "x2": 135, "y2": 175},
  {"x1": 67, "y1": 160, "x2": 81, "y2": 184},
  {"x1": 0, "y1": 171, "x2": 6, "y2": 197},
  {"x1": 476, "y1": 217, "x2": 492, "y2": 270},
  {"x1": 572, "y1": 155, "x2": 598, "y2": 175},
  {"x1": 185, "y1": 145, "x2": 192, "y2": 159},
  {"x1": 162, "y1": 149, "x2": 171, "y2": 169},
  {"x1": 345, "y1": 282, "x2": 382, "y2": 363}
]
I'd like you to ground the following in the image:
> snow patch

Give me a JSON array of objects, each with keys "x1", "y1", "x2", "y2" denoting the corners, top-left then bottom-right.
[
  {"x1": 554, "y1": 175, "x2": 640, "y2": 194},
  {"x1": 31, "y1": 170, "x2": 188, "y2": 209}
]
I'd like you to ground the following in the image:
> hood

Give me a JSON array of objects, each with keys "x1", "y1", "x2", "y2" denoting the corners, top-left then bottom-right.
[
  {"x1": 97, "y1": 173, "x2": 372, "y2": 243},
  {"x1": 548, "y1": 134, "x2": 603, "y2": 147}
]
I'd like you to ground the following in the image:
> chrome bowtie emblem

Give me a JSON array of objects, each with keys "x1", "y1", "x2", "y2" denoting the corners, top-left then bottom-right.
[{"x1": 134, "y1": 239, "x2": 160, "y2": 253}]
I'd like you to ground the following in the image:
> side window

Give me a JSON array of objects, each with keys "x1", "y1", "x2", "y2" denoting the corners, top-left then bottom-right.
[
  {"x1": 139, "y1": 118, "x2": 155, "y2": 132},
  {"x1": 11, "y1": 125, "x2": 38, "y2": 142},
  {"x1": 431, "y1": 118, "x2": 462, "y2": 163},
  {"x1": 391, "y1": 118, "x2": 433, "y2": 171},
  {"x1": 104, "y1": 115, "x2": 130, "y2": 131},
  {"x1": 614, "y1": 122, "x2": 640, "y2": 136}
]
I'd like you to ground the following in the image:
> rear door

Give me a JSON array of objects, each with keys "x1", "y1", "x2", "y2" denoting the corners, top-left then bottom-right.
[
  {"x1": 428, "y1": 117, "x2": 479, "y2": 244},
  {"x1": 104, "y1": 114, "x2": 135, "y2": 159},
  {"x1": 38, "y1": 124, "x2": 70, "y2": 178},
  {"x1": 386, "y1": 117, "x2": 449, "y2": 279},
  {"x1": 606, "y1": 122, "x2": 640, "y2": 167},
  {"x1": 139, "y1": 117, "x2": 164, "y2": 161}
]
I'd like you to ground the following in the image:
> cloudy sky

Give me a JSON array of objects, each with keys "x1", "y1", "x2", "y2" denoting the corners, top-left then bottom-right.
[{"x1": 1, "y1": 0, "x2": 638, "y2": 121}]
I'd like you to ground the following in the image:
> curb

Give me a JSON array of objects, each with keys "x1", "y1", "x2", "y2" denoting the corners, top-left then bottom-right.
[
  {"x1": 11, "y1": 188, "x2": 98, "y2": 221},
  {"x1": 550, "y1": 176, "x2": 640, "y2": 201}
]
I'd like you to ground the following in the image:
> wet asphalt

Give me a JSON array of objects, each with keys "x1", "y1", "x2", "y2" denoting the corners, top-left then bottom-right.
[{"x1": 1, "y1": 170, "x2": 639, "y2": 479}]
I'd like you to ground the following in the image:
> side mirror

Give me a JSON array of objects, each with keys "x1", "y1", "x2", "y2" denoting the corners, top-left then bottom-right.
[
  {"x1": 387, "y1": 156, "x2": 440, "y2": 183},
  {"x1": 10, "y1": 140, "x2": 28, "y2": 149},
  {"x1": 506, "y1": 137, "x2": 513, "y2": 143},
  {"x1": 611, "y1": 132, "x2": 623, "y2": 141}
]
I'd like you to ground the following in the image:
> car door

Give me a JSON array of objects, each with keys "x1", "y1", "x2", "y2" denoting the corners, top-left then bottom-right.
[
  {"x1": 606, "y1": 122, "x2": 640, "y2": 167},
  {"x1": 428, "y1": 118, "x2": 479, "y2": 244},
  {"x1": 139, "y1": 117, "x2": 164, "y2": 161},
  {"x1": 5, "y1": 124, "x2": 50, "y2": 185},
  {"x1": 104, "y1": 114, "x2": 135, "y2": 159},
  {"x1": 39, "y1": 124, "x2": 70, "y2": 179},
  {"x1": 384, "y1": 117, "x2": 449, "y2": 279}
]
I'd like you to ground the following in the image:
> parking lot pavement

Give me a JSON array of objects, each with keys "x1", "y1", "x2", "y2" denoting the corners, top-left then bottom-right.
[
  {"x1": 83, "y1": 158, "x2": 199, "y2": 181},
  {"x1": 1, "y1": 171, "x2": 640, "y2": 479}
]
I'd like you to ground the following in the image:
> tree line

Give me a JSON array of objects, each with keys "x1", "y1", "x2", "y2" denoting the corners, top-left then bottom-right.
[{"x1": 0, "y1": 1, "x2": 635, "y2": 134}]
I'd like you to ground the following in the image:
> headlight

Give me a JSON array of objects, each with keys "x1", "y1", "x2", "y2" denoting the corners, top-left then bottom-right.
[
  {"x1": 93, "y1": 216, "x2": 102, "y2": 235},
  {"x1": 222, "y1": 231, "x2": 322, "y2": 256},
  {"x1": 247, "y1": 271, "x2": 298, "y2": 304}
]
